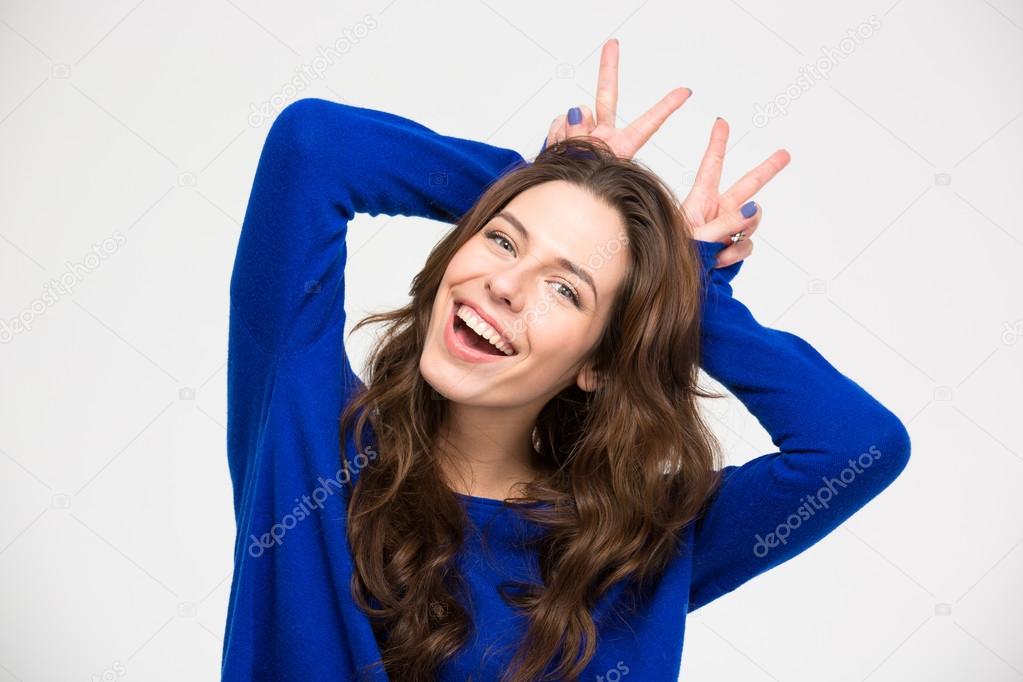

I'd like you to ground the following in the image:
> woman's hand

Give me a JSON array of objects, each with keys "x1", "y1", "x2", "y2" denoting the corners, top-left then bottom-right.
[
  {"x1": 682, "y1": 117, "x2": 791, "y2": 268},
  {"x1": 542, "y1": 38, "x2": 692, "y2": 160}
]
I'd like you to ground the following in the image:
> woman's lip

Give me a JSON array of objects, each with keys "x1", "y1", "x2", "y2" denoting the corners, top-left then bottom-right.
[{"x1": 444, "y1": 300, "x2": 516, "y2": 363}]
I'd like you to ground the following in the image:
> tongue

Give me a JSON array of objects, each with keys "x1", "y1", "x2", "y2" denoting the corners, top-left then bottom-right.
[{"x1": 457, "y1": 322, "x2": 503, "y2": 355}]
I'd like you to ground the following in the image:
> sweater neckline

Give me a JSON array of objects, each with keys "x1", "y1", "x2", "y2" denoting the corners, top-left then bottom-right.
[
  {"x1": 454, "y1": 491, "x2": 507, "y2": 507},
  {"x1": 454, "y1": 491, "x2": 550, "y2": 509}
]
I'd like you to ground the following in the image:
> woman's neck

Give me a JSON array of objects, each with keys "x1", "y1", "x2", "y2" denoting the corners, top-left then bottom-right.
[{"x1": 435, "y1": 405, "x2": 542, "y2": 500}]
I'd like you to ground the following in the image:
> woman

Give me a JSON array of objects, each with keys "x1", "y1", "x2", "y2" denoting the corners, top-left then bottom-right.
[{"x1": 223, "y1": 39, "x2": 911, "y2": 681}]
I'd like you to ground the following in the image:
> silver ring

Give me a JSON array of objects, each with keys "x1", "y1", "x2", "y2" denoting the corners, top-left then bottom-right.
[{"x1": 730, "y1": 231, "x2": 746, "y2": 244}]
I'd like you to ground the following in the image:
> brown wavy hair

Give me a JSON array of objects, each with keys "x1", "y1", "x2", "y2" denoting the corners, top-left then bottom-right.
[{"x1": 339, "y1": 136, "x2": 727, "y2": 681}]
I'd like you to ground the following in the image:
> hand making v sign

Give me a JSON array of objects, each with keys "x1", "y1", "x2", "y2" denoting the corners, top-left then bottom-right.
[{"x1": 543, "y1": 37, "x2": 791, "y2": 270}]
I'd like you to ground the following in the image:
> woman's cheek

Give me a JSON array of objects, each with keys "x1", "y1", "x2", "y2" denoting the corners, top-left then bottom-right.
[{"x1": 533, "y1": 323, "x2": 576, "y2": 362}]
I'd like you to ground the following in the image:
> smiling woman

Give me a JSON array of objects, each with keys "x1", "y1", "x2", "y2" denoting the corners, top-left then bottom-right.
[
  {"x1": 337, "y1": 126, "x2": 747, "y2": 680},
  {"x1": 223, "y1": 39, "x2": 911, "y2": 682}
]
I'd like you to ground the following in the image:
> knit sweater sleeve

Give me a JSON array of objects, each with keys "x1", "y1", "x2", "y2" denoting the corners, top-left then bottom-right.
[
  {"x1": 686, "y1": 240, "x2": 912, "y2": 612},
  {"x1": 229, "y1": 97, "x2": 527, "y2": 357}
]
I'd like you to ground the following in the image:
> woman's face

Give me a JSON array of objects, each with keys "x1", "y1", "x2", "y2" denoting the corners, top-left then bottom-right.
[{"x1": 420, "y1": 180, "x2": 631, "y2": 408}]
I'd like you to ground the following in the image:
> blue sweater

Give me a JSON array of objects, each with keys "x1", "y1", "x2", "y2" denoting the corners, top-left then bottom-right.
[{"x1": 223, "y1": 98, "x2": 912, "y2": 681}]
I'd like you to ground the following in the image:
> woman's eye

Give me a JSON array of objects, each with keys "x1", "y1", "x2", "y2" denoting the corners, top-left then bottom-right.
[
  {"x1": 552, "y1": 281, "x2": 581, "y2": 306},
  {"x1": 485, "y1": 230, "x2": 514, "y2": 253}
]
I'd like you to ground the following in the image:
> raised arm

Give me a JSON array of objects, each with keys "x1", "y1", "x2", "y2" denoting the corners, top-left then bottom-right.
[
  {"x1": 229, "y1": 97, "x2": 527, "y2": 356},
  {"x1": 687, "y1": 239, "x2": 912, "y2": 611}
]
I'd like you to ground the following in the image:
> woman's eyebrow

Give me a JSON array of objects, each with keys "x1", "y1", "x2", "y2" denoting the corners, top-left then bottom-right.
[{"x1": 496, "y1": 211, "x2": 598, "y2": 305}]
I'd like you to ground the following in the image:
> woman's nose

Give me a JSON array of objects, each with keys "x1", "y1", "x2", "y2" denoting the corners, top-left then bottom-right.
[{"x1": 485, "y1": 267, "x2": 529, "y2": 312}]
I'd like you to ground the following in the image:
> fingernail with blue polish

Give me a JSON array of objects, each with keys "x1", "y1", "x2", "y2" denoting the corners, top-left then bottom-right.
[
  {"x1": 568, "y1": 106, "x2": 582, "y2": 125},
  {"x1": 740, "y1": 201, "x2": 758, "y2": 219}
]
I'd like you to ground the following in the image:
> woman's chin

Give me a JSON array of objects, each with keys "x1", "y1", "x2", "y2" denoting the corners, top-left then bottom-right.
[
  {"x1": 419, "y1": 350, "x2": 467, "y2": 401},
  {"x1": 419, "y1": 352, "x2": 510, "y2": 407}
]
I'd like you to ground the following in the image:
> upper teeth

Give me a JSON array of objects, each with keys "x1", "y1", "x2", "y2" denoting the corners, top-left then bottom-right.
[{"x1": 456, "y1": 305, "x2": 515, "y2": 356}]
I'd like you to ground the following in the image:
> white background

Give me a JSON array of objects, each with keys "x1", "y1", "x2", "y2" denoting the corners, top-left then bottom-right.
[{"x1": 0, "y1": 0, "x2": 1021, "y2": 680}]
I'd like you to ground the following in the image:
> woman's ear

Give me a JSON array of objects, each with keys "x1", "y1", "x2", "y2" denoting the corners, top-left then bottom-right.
[{"x1": 576, "y1": 364, "x2": 601, "y2": 393}]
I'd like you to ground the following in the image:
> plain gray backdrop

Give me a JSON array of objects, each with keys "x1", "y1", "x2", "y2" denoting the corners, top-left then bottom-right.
[{"x1": 1, "y1": 0, "x2": 1021, "y2": 680}]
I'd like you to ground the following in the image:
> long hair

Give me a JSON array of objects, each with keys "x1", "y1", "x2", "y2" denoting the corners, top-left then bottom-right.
[{"x1": 340, "y1": 136, "x2": 727, "y2": 681}]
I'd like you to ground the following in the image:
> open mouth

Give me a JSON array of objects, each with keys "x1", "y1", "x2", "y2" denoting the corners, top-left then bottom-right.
[
  {"x1": 454, "y1": 316, "x2": 505, "y2": 357},
  {"x1": 446, "y1": 299, "x2": 519, "y2": 360}
]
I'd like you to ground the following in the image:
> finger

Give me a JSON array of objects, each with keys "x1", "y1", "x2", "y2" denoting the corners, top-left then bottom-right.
[
  {"x1": 715, "y1": 236, "x2": 754, "y2": 268},
  {"x1": 577, "y1": 104, "x2": 596, "y2": 132},
  {"x1": 547, "y1": 114, "x2": 567, "y2": 147},
  {"x1": 594, "y1": 38, "x2": 619, "y2": 128},
  {"x1": 721, "y1": 149, "x2": 791, "y2": 207},
  {"x1": 680, "y1": 200, "x2": 704, "y2": 231},
  {"x1": 621, "y1": 87, "x2": 692, "y2": 154},
  {"x1": 546, "y1": 115, "x2": 560, "y2": 146},
  {"x1": 702, "y1": 201, "x2": 763, "y2": 246},
  {"x1": 543, "y1": 116, "x2": 558, "y2": 150},
  {"x1": 692, "y1": 117, "x2": 730, "y2": 195},
  {"x1": 553, "y1": 113, "x2": 569, "y2": 144}
]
